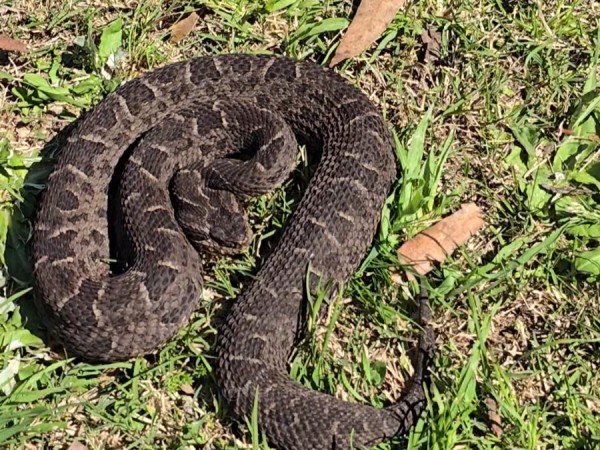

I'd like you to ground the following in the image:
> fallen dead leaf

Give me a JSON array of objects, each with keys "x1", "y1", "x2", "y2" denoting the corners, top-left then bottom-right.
[
  {"x1": 0, "y1": 33, "x2": 27, "y2": 53},
  {"x1": 180, "y1": 383, "x2": 194, "y2": 395},
  {"x1": 170, "y1": 12, "x2": 199, "y2": 43},
  {"x1": 397, "y1": 203, "x2": 484, "y2": 279},
  {"x1": 484, "y1": 396, "x2": 503, "y2": 437},
  {"x1": 67, "y1": 443, "x2": 89, "y2": 450},
  {"x1": 420, "y1": 26, "x2": 442, "y2": 64},
  {"x1": 330, "y1": 0, "x2": 409, "y2": 67}
]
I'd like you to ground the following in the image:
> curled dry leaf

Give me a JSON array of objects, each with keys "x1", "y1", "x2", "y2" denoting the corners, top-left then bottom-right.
[
  {"x1": 170, "y1": 12, "x2": 199, "y2": 43},
  {"x1": 420, "y1": 26, "x2": 443, "y2": 64},
  {"x1": 330, "y1": 0, "x2": 408, "y2": 67},
  {"x1": 67, "y1": 443, "x2": 89, "y2": 450},
  {"x1": 396, "y1": 203, "x2": 484, "y2": 279},
  {"x1": 180, "y1": 383, "x2": 195, "y2": 395},
  {"x1": 484, "y1": 397, "x2": 503, "y2": 437},
  {"x1": 0, "y1": 33, "x2": 27, "y2": 53}
]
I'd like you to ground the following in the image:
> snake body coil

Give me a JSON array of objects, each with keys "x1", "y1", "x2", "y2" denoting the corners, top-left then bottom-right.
[{"x1": 33, "y1": 55, "x2": 434, "y2": 450}]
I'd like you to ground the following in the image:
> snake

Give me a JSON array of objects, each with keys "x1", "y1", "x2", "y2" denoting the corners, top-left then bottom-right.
[{"x1": 32, "y1": 54, "x2": 435, "y2": 450}]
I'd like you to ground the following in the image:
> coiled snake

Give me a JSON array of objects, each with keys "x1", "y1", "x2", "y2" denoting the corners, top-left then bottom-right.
[{"x1": 33, "y1": 54, "x2": 434, "y2": 450}]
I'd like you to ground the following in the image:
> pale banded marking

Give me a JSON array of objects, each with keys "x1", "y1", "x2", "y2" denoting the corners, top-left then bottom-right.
[
  {"x1": 189, "y1": 116, "x2": 199, "y2": 137},
  {"x1": 348, "y1": 111, "x2": 381, "y2": 125},
  {"x1": 292, "y1": 247, "x2": 310, "y2": 257},
  {"x1": 34, "y1": 255, "x2": 48, "y2": 269},
  {"x1": 149, "y1": 143, "x2": 171, "y2": 155},
  {"x1": 115, "y1": 94, "x2": 134, "y2": 122},
  {"x1": 332, "y1": 176, "x2": 369, "y2": 194},
  {"x1": 157, "y1": 260, "x2": 180, "y2": 271},
  {"x1": 177, "y1": 193, "x2": 213, "y2": 210},
  {"x1": 123, "y1": 192, "x2": 142, "y2": 206},
  {"x1": 47, "y1": 226, "x2": 77, "y2": 239},
  {"x1": 78, "y1": 133, "x2": 109, "y2": 146},
  {"x1": 212, "y1": 57, "x2": 224, "y2": 76},
  {"x1": 50, "y1": 256, "x2": 74, "y2": 267},
  {"x1": 367, "y1": 128, "x2": 386, "y2": 144},
  {"x1": 228, "y1": 354, "x2": 264, "y2": 365},
  {"x1": 129, "y1": 155, "x2": 143, "y2": 166},
  {"x1": 350, "y1": 178, "x2": 369, "y2": 193},
  {"x1": 56, "y1": 278, "x2": 83, "y2": 309},
  {"x1": 340, "y1": 97, "x2": 361, "y2": 107},
  {"x1": 183, "y1": 61, "x2": 193, "y2": 86},
  {"x1": 211, "y1": 101, "x2": 230, "y2": 128},
  {"x1": 130, "y1": 270, "x2": 147, "y2": 279},
  {"x1": 170, "y1": 112, "x2": 186, "y2": 123},
  {"x1": 140, "y1": 78, "x2": 163, "y2": 99},
  {"x1": 138, "y1": 279, "x2": 153, "y2": 306},
  {"x1": 253, "y1": 161, "x2": 266, "y2": 173},
  {"x1": 307, "y1": 216, "x2": 327, "y2": 228},
  {"x1": 136, "y1": 165, "x2": 160, "y2": 183},
  {"x1": 91, "y1": 288, "x2": 106, "y2": 324},
  {"x1": 219, "y1": 110, "x2": 229, "y2": 128},
  {"x1": 264, "y1": 287, "x2": 278, "y2": 299},
  {"x1": 325, "y1": 230, "x2": 342, "y2": 247},
  {"x1": 144, "y1": 244, "x2": 156, "y2": 252},
  {"x1": 157, "y1": 227, "x2": 180, "y2": 236},
  {"x1": 342, "y1": 152, "x2": 380, "y2": 173},
  {"x1": 63, "y1": 163, "x2": 90, "y2": 180},
  {"x1": 259, "y1": 58, "x2": 275, "y2": 79},
  {"x1": 250, "y1": 333, "x2": 268, "y2": 343},
  {"x1": 290, "y1": 287, "x2": 303, "y2": 296},
  {"x1": 308, "y1": 217, "x2": 342, "y2": 247},
  {"x1": 336, "y1": 210, "x2": 355, "y2": 223},
  {"x1": 331, "y1": 421, "x2": 341, "y2": 439},
  {"x1": 243, "y1": 313, "x2": 258, "y2": 322},
  {"x1": 262, "y1": 384, "x2": 275, "y2": 394},
  {"x1": 145, "y1": 204, "x2": 168, "y2": 213},
  {"x1": 294, "y1": 63, "x2": 302, "y2": 79},
  {"x1": 359, "y1": 161, "x2": 380, "y2": 173},
  {"x1": 264, "y1": 129, "x2": 285, "y2": 147}
]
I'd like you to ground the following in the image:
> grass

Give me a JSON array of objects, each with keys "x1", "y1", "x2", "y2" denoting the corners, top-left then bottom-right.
[{"x1": 1, "y1": 0, "x2": 599, "y2": 449}]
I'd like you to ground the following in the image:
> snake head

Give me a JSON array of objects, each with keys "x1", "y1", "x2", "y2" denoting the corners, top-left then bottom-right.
[
  {"x1": 205, "y1": 208, "x2": 252, "y2": 255},
  {"x1": 175, "y1": 188, "x2": 252, "y2": 256}
]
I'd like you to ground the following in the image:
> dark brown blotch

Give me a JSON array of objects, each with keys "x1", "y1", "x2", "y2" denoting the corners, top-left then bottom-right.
[{"x1": 55, "y1": 190, "x2": 80, "y2": 212}]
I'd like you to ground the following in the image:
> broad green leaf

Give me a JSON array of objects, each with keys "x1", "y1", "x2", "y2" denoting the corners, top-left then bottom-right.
[
  {"x1": 98, "y1": 18, "x2": 123, "y2": 65},
  {"x1": 573, "y1": 170, "x2": 600, "y2": 189},
  {"x1": 504, "y1": 147, "x2": 527, "y2": 173},
  {"x1": 22, "y1": 74, "x2": 86, "y2": 108},
  {"x1": 574, "y1": 247, "x2": 600, "y2": 275},
  {"x1": 525, "y1": 166, "x2": 552, "y2": 212},
  {"x1": 293, "y1": 17, "x2": 348, "y2": 41},
  {"x1": 405, "y1": 108, "x2": 432, "y2": 178},
  {"x1": 567, "y1": 223, "x2": 600, "y2": 239},
  {"x1": 508, "y1": 123, "x2": 538, "y2": 160}
]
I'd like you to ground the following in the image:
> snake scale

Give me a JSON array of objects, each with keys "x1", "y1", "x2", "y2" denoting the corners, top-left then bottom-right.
[{"x1": 33, "y1": 54, "x2": 435, "y2": 449}]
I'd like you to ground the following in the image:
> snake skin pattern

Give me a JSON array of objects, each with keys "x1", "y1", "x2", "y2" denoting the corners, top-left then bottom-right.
[{"x1": 33, "y1": 54, "x2": 435, "y2": 450}]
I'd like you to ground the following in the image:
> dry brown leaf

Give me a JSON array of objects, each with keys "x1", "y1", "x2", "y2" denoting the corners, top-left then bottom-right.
[
  {"x1": 484, "y1": 397, "x2": 503, "y2": 437},
  {"x1": 329, "y1": 0, "x2": 408, "y2": 67},
  {"x1": 67, "y1": 443, "x2": 89, "y2": 450},
  {"x1": 180, "y1": 383, "x2": 194, "y2": 395},
  {"x1": 0, "y1": 34, "x2": 27, "y2": 53},
  {"x1": 420, "y1": 26, "x2": 442, "y2": 64},
  {"x1": 397, "y1": 203, "x2": 484, "y2": 278},
  {"x1": 170, "y1": 12, "x2": 199, "y2": 43}
]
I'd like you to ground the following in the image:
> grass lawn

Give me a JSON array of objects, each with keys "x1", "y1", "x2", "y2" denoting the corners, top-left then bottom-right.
[{"x1": 1, "y1": 0, "x2": 599, "y2": 449}]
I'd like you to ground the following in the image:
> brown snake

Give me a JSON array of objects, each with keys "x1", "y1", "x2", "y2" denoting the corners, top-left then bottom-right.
[{"x1": 33, "y1": 54, "x2": 435, "y2": 450}]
